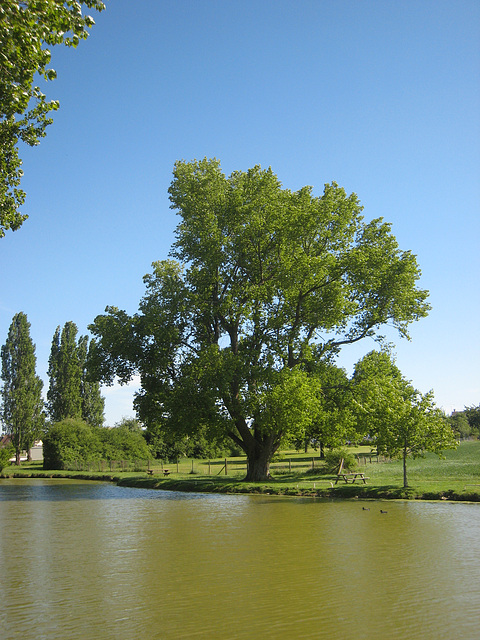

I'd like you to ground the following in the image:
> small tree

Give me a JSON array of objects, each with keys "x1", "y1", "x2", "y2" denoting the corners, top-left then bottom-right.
[
  {"x1": 352, "y1": 351, "x2": 457, "y2": 487},
  {"x1": 1, "y1": 313, "x2": 45, "y2": 464}
]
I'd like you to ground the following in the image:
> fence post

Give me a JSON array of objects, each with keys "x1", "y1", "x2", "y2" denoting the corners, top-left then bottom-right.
[
  {"x1": 312, "y1": 457, "x2": 315, "y2": 469},
  {"x1": 208, "y1": 460, "x2": 211, "y2": 475},
  {"x1": 177, "y1": 459, "x2": 179, "y2": 473},
  {"x1": 289, "y1": 459, "x2": 291, "y2": 472},
  {"x1": 225, "y1": 458, "x2": 228, "y2": 475},
  {"x1": 191, "y1": 459, "x2": 194, "y2": 473}
]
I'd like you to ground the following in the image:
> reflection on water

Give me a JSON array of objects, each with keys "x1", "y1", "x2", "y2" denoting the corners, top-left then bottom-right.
[{"x1": 0, "y1": 478, "x2": 479, "y2": 640}]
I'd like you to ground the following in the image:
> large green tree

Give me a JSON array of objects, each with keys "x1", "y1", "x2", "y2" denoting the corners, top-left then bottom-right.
[
  {"x1": 47, "y1": 321, "x2": 104, "y2": 425},
  {"x1": 0, "y1": 0, "x2": 105, "y2": 237},
  {"x1": 89, "y1": 159, "x2": 431, "y2": 481},
  {"x1": 1, "y1": 312, "x2": 45, "y2": 464},
  {"x1": 352, "y1": 350, "x2": 457, "y2": 487}
]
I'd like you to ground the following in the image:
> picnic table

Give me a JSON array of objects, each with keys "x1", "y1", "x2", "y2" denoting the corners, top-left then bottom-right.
[
  {"x1": 334, "y1": 472, "x2": 369, "y2": 485},
  {"x1": 146, "y1": 469, "x2": 170, "y2": 476}
]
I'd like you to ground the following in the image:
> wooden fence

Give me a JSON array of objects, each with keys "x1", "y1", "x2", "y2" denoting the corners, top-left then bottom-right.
[{"x1": 63, "y1": 452, "x2": 388, "y2": 475}]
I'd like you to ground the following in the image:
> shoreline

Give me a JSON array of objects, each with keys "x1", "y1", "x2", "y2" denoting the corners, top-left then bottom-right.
[{"x1": 1, "y1": 469, "x2": 479, "y2": 502}]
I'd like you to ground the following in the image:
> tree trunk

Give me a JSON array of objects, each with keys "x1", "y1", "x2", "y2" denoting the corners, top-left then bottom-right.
[
  {"x1": 244, "y1": 440, "x2": 276, "y2": 482},
  {"x1": 403, "y1": 448, "x2": 408, "y2": 488},
  {"x1": 15, "y1": 447, "x2": 21, "y2": 466}
]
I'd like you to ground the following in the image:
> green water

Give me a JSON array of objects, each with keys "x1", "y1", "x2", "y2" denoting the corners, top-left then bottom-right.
[{"x1": 0, "y1": 478, "x2": 479, "y2": 640}]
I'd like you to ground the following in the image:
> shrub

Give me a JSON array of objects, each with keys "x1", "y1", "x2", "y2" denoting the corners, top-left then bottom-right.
[
  {"x1": 0, "y1": 444, "x2": 14, "y2": 471},
  {"x1": 43, "y1": 418, "x2": 102, "y2": 469},
  {"x1": 44, "y1": 418, "x2": 154, "y2": 469},
  {"x1": 324, "y1": 448, "x2": 357, "y2": 473},
  {"x1": 99, "y1": 424, "x2": 151, "y2": 461}
]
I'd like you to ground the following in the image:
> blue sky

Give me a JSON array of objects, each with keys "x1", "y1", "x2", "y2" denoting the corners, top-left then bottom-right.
[{"x1": 1, "y1": 0, "x2": 479, "y2": 425}]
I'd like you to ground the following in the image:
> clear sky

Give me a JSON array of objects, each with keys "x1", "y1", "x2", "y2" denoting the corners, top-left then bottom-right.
[{"x1": 1, "y1": 0, "x2": 479, "y2": 425}]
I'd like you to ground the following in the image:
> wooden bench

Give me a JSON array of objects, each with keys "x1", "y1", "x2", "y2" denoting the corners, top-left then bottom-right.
[
  {"x1": 335, "y1": 472, "x2": 369, "y2": 485},
  {"x1": 163, "y1": 469, "x2": 170, "y2": 476},
  {"x1": 146, "y1": 469, "x2": 154, "y2": 476}
]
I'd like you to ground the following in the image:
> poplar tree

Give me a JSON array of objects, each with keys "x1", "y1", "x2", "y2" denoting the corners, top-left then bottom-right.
[
  {"x1": 47, "y1": 322, "x2": 104, "y2": 426},
  {"x1": 47, "y1": 322, "x2": 82, "y2": 422},
  {"x1": 78, "y1": 335, "x2": 104, "y2": 427},
  {"x1": 1, "y1": 312, "x2": 45, "y2": 464}
]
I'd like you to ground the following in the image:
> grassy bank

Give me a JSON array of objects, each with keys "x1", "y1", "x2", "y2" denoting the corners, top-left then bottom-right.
[{"x1": 2, "y1": 440, "x2": 479, "y2": 502}]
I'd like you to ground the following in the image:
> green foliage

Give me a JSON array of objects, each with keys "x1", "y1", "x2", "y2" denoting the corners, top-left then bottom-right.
[
  {"x1": 143, "y1": 420, "x2": 232, "y2": 462},
  {"x1": 114, "y1": 417, "x2": 143, "y2": 432},
  {"x1": 99, "y1": 423, "x2": 151, "y2": 462},
  {"x1": 302, "y1": 360, "x2": 356, "y2": 452},
  {"x1": 143, "y1": 425, "x2": 185, "y2": 463},
  {"x1": 352, "y1": 350, "x2": 457, "y2": 487},
  {"x1": 0, "y1": 1, "x2": 105, "y2": 236},
  {"x1": 47, "y1": 322, "x2": 104, "y2": 425},
  {"x1": 78, "y1": 335, "x2": 104, "y2": 427},
  {"x1": 0, "y1": 443, "x2": 14, "y2": 471},
  {"x1": 43, "y1": 418, "x2": 102, "y2": 470},
  {"x1": 324, "y1": 448, "x2": 357, "y2": 473},
  {"x1": 464, "y1": 405, "x2": 480, "y2": 437},
  {"x1": 89, "y1": 159, "x2": 430, "y2": 481},
  {"x1": 0, "y1": 2, "x2": 105, "y2": 236},
  {"x1": 47, "y1": 322, "x2": 82, "y2": 421},
  {"x1": 1, "y1": 312, "x2": 45, "y2": 464},
  {"x1": 448, "y1": 412, "x2": 474, "y2": 440},
  {"x1": 43, "y1": 417, "x2": 150, "y2": 470}
]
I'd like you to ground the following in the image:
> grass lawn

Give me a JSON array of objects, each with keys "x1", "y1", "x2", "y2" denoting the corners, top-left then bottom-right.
[{"x1": 2, "y1": 440, "x2": 479, "y2": 502}]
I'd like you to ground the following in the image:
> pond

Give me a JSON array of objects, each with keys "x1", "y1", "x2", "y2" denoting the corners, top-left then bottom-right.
[{"x1": 0, "y1": 478, "x2": 479, "y2": 640}]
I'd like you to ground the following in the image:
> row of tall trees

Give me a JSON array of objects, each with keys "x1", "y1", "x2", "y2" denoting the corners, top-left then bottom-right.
[
  {"x1": 1, "y1": 313, "x2": 104, "y2": 464},
  {"x1": 47, "y1": 321, "x2": 104, "y2": 427}
]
